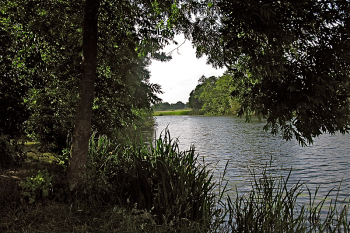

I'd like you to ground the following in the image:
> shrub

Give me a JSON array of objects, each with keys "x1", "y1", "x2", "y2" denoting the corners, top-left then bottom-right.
[
  {"x1": 81, "y1": 130, "x2": 223, "y2": 229},
  {"x1": 19, "y1": 169, "x2": 53, "y2": 204},
  {"x1": 0, "y1": 136, "x2": 26, "y2": 168}
]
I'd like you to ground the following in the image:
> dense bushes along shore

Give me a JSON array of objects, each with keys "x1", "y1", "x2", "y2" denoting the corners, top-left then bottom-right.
[{"x1": 1, "y1": 131, "x2": 349, "y2": 232}]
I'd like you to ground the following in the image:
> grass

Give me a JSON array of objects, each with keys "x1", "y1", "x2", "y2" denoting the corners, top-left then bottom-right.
[
  {"x1": 153, "y1": 109, "x2": 192, "y2": 116},
  {"x1": 1, "y1": 202, "x2": 208, "y2": 233},
  {"x1": 153, "y1": 109, "x2": 207, "y2": 116},
  {"x1": 1, "y1": 131, "x2": 224, "y2": 232},
  {"x1": 24, "y1": 141, "x2": 57, "y2": 163},
  {"x1": 1, "y1": 133, "x2": 349, "y2": 232},
  {"x1": 82, "y1": 130, "x2": 224, "y2": 228},
  {"x1": 224, "y1": 164, "x2": 350, "y2": 232}
]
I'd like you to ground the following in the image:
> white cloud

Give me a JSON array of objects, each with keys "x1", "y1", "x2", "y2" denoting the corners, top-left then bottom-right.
[{"x1": 148, "y1": 34, "x2": 226, "y2": 104}]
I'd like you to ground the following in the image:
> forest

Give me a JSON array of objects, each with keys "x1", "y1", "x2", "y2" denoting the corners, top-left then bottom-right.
[
  {"x1": 188, "y1": 74, "x2": 240, "y2": 115},
  {"x1": 1, "y1": 0, "x2": 350, "y2": 232},
  {"x1": 154, "y1": 101, "x2": 187, "y2": 111}
]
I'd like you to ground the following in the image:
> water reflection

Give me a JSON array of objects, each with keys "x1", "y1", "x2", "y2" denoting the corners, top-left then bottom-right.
[{"x1": 152, "y1": 115, "x2": 350, "y2": 204}]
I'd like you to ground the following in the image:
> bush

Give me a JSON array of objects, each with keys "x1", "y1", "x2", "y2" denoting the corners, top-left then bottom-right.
[
  {"x1": 19, "y1": 169, "x2": 53, "y2": 204},
  {"x1": 81, "y1": 130, "x2": 223, "y2": 229},
  {"x1": 0, "y1": 136, "x2": 26, "y2": 168}
]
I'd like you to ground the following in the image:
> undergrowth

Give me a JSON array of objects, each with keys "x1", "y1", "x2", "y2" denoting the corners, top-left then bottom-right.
[
  {"x1": 82, "y1": 130, "x2": 224, "y2": 230},
  {"x1": 1, "y1": 130, "x2": 349, "y2": 232},
  {"x1": 223, "y1": 164, "x2": 350, "y2": 232}
]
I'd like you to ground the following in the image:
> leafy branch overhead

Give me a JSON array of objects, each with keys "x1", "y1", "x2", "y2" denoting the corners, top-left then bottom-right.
[{"x1": 192, "y1": 0, "x2": 350, "y2": 145}]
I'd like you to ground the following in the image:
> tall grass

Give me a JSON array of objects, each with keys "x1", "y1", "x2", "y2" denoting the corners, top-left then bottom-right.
[
  {"x1": 188, "y1": 109, "x2": 206, "y2": 115},
  {"x1": 83, "y1": 130, "x2": 223, "y2": 229},
  {"x1": 80, "y1": 133, "x2": 350, "y2": 232},
  {"x1": 2, "y1": 130, "x2": 350, "y2": 232},
  {"x1": 224, "y1": 164, "x2": 350, "y2": 232}
]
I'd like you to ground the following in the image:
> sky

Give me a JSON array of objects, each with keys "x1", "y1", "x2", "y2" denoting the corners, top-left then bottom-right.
[{"x1": 148, "y1": 34, "x2": 226, "y2": 104}]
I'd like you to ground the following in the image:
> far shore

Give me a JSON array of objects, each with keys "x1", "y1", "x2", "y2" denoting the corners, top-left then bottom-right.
[{"x1": 152, "y1": 108, "x2": 215, "y2": 116}]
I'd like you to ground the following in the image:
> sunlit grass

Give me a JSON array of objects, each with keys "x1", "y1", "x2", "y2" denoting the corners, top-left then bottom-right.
[
  {"x1": 153, "y1": 109, "x2": 207, "y2": 116},
  {"x1": 153, "y1": 109, "x2": 192, "y2": 116},
  {"x1": 23, "y1": 141, "x2": 56, "y2": 163}
]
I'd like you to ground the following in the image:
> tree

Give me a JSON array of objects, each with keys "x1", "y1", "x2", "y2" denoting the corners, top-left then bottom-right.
[
  {"x1": 11, "y1": 0, "x2": 165, "y2": 152},
  {"x1": 67, "y1": 0, "x2": 100, "y2": 187},
  {"x1": 155, "y1": 102, "x2": 171, "y2": 111},
  {"x1": 200, "y1": 73, "x2": 239, "y2": 115},
  {"x1": 64, "y1": 0, "x2": 195, "y2": 186},
  {"x1": 188, "y1": 75, "x2": 207, "y2": 109},
  {"x1": 188, "y1": 74, "x2": 240, "y2": 115},
  {"x1": 173, "y1": 101, "x2": 186, "y2": 109},
  {"x1": 0, "y1": 27, "x2": 30, "y2": 138},
  {"x1": 1, "y1": 0, "x2": 197, "y2": 186},
  {"x1": 155, "y1": 101, "x2": 186, "y2": 111},
  {"x1": 192, "y1": 0, "x2": 350, "y2": 145}
]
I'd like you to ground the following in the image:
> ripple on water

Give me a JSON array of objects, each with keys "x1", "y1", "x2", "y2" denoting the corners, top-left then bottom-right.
[{"x1": 152, "y1": 115, "x2": 350, "y2": 206}]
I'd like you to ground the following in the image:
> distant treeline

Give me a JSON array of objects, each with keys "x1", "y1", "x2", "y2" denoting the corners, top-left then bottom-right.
[
  {"x1": 155, "y1": 73, "x2": 241, "y2": 115},
  {"x1": 188, "y1": 73, "x2": 240, "y2": 115},
  {"x1": 154, "y1": 101, "x2": 188, "y2": 111}
]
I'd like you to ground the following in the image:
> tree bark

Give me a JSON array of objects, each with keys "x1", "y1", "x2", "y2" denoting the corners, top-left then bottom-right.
[{"x1": 67, "y1": 0, "x2": 100, "y2": 188}]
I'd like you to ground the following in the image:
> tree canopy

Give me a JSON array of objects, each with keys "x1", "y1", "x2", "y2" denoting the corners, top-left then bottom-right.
[
  {"x1": 189, "y1": 74, "x2": 240, "y2": 115},
  {"x1": 0, "y1": 0, "x2": 198, "y2": 184},
  {"x1": 191, "y1": 0, "x2": 350, "y2": 145},
  {"x1": 0, "y1": 0, "x2": 188, "y2": 148},
  {"x1": 155, "y1": 101, "x2": 187, "y2": 111}
]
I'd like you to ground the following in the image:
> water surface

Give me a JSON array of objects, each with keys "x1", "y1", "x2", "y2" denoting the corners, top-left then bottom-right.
[{"x1": 152, "y1": 115, "x2": 350, "y2": 204}]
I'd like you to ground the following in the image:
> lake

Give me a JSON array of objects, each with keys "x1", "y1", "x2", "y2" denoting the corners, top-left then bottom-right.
[{"x1": 151, "y1": 115, "x2": 350, "y2": 207}]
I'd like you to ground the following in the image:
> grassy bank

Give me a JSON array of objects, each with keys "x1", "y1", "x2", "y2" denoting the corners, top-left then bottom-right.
[
  {"x1": 153, "y1": 109, "x2": 205, "y2": 116},
  {"x1": 153, "y1": 109, "x2": 191, "y2": 116},
  {"x1": 1, "y1": 202, "x2": 208, "y2": 232},
  {"x1": 1, "y1": 133, "x2": 349, "y2": 232},
  {"x1": 1, "y1": 132, "x2": 224, "y2": 232}
]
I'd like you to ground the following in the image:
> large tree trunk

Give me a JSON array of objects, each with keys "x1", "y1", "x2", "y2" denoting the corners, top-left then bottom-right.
[{"x1": 67, "y1": 0, "x2": 100, "y2": 188}]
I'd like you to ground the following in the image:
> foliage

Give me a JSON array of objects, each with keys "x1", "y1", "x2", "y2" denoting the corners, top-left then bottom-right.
[
  {"x1": 0, "y1": 136, "x2": 26, "y2": 168},
  {"x1": 188, "y1": 108, "x2": 206, "y2": 116},
  {"x1": 1, "y1": 202, "x2": 211, "y2": 233},
  {"x1": 0, "y1": 5, "x2": 30, "y2": 139},
  {"x1": 2, "y1": 0, "x2": 180, "y2": 152},
  {"x1": 188, "y1": 75, "x2": 207, "y2": 110},
  {"x1": 192, "y1": 0, "x2": 350, "y2": 145},
  {"x1": 188, "y1": 74, "x2": 240, "y2": 115},
  {"x1": 56, "y1": 148, "x2": 70, "y2": 169},
  {"x1": 19, "y1": 169, "x2": 53, "y2": 204},
  {"x1": 0, "y1": 75, "x2": 30, "y2": 138},
  {"x1": 154, "y1": 101, "x2": 187, "y2": 111},
  {"x1": 82, "y1": 130, "x2": 223, "y2": 227},
  {"x1": 225, "y1": 165, "x2": 350, "y2": 232}
]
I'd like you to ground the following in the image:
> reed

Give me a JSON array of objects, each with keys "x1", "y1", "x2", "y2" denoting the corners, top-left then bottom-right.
[
  {"x1": 74, "y1": 133, "x2": 350, "y2": 232},
  {"x1": 223, "y1": 164, "x2": 350, "y2": 232},
  {"x1": 3, "y1": 132, "x2": 349, "y2": 232},
  {"x1": 83, "y1": 130, "x2": 222, "y2": 229}
]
